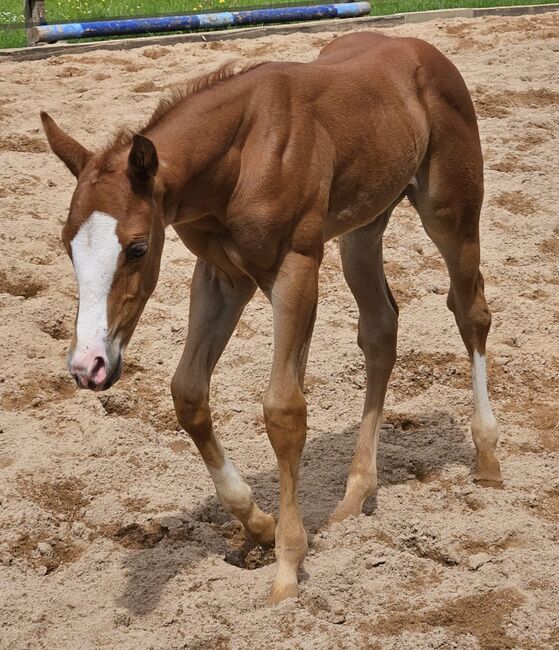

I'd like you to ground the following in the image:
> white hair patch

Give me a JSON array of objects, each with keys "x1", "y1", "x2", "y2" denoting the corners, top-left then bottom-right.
[{"x1": 70, "y1": 211, "x2": 121, "y2": 349}]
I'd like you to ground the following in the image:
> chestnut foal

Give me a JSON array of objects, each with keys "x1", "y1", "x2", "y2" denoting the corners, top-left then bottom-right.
[{"x1": 42, "y1": 32, "x2": 501, "y2": 603}]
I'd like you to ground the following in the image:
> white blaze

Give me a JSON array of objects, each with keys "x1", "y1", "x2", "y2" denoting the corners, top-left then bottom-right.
[{"x1": 70, "y1": 211, "x2": 121, "y2": 350}]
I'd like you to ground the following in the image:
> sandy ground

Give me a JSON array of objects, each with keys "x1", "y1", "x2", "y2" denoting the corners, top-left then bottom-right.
[{"x1": 0, "y1": 11, "x2": 558, "y2": 650}]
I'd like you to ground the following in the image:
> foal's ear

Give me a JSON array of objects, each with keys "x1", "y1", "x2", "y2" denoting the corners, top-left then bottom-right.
[
  {"x1": 40, "y1": 112, "x2": 92, "y2": 178},
  {"x1": 128, "y1": 134, "x2": 158, "y2": 187}
]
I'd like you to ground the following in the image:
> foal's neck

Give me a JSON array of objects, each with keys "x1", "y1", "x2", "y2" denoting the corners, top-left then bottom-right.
[{"x1": 145, "y1": 82, "x2": 250, "y2": 224}]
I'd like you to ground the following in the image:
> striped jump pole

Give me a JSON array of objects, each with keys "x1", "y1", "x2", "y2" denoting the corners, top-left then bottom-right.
[{"x1": 32, "y1": 2, "x2": 371, "y2": 43}]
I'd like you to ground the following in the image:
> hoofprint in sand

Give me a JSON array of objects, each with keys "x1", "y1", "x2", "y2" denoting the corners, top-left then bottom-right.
[{"x1": 0, "y1": 11, "x2": 558, "y2": 650}]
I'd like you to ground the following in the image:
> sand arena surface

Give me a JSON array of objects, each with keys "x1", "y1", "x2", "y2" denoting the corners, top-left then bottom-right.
[{"x1": 0, "y1": 11, "x2": 558, "y2": 649}]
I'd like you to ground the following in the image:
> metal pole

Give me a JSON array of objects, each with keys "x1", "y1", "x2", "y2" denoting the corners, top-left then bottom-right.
[
  {"x1": 32, "y1": 2, "x2": 371, "y2": 42},
  {"x1": 24, "y1": 0, "x2": 46, "y2": 45}
]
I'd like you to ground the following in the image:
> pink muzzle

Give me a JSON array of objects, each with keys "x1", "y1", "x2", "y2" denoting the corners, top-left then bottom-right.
[{"x1": 68, "y1": 348, "x2": 109, "y2": 390}]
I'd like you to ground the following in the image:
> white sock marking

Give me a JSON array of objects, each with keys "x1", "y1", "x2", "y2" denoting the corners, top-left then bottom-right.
[
  {"x1": 472, "y1": 351, "x2": 498, "y2": 446},
  {"x1": 207, "y1": 456, "x2": 253, "y2": 515},
  {"x1": 472, "y1": 352, "x2": 493, "y2": 420},
  {"x1": 70, "y1": 211, "x2": 121, "y2": 351}
]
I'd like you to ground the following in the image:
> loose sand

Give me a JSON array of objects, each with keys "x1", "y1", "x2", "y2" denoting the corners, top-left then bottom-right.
[{"x1": 0, "y1": 11, "x2": 558, "y2": 650}]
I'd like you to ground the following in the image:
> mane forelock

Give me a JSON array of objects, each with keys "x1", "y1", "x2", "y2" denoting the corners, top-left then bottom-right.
[{"x1": 101, "y1": 58, "x2": 266, "y2": 165}]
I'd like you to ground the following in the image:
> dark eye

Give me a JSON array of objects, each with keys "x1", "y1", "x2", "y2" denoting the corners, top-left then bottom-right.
[{"x1": 126, "y1": 241, "x2": 148, "y2": 261}]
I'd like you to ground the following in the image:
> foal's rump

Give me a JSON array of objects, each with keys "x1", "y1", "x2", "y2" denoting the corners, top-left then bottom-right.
[
  {"x1": 312, "y1": 32, "x2": 482, "y2": 232},
  {"x1": 316, "y1": 29, "x2": 480, "y2": 141},
  {"x1": 317, "y1": 30, "x2": 477, "y2": 120}
]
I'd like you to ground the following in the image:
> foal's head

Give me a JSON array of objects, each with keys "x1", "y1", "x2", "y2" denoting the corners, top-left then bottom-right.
[{"x1": 41, "y1": 113, "x2": 165, "y2": 390}]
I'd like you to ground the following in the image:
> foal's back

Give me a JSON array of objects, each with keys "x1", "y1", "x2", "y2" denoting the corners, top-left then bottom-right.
[{"x1": 242, "y1": 32, "x2": 479, "y2": 240}]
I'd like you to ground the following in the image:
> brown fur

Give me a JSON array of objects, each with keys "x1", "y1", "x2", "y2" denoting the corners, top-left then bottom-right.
[
  {"x1": 42, "y1": 32, "x2": 502, "y2": 603},
  {"x1": 100, "y1": 58, "x2": 266, "y2": 169},
  {"x1": 144, "y1": 58, "x2": 266, "y2": 131}
]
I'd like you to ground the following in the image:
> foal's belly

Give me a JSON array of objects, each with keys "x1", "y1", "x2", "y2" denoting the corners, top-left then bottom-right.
[{"x1": 323, "y1": 173, "x2": 412, "y2": 241}]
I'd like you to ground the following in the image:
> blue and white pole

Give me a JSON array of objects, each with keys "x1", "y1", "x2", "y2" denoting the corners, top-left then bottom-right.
[{"x1": 32, "y1": 2, "x2": 371, "y2": 43}]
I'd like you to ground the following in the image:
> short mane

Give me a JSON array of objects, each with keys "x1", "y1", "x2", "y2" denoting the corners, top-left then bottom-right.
[
  {"x1": 144, "y1": 58, "x2": 266, "y2": 132},
  {"x1": 101, "y1": 58, "x2": 266, "y2": 165}
]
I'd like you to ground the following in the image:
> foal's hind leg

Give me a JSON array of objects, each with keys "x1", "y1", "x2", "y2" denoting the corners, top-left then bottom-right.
[
  {"x1": 331, "y1": 213, "x2": 398, "y2": 522},
  {"x1": 408, "y1": 143, "x2": 502, "y2": 486},
  {"x1": 171, "y1": 259, "x2": 275, "y2": 545}
]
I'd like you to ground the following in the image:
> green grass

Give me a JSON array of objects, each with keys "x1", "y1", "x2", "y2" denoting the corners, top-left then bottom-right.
[{"x1": 0, "y1": 0, "x2": 553, "y2": 49}]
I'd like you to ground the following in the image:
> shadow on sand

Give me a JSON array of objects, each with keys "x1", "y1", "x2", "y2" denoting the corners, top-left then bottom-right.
[{"x1": 115, "y1": 409, "x2": 474, "y2": 615}]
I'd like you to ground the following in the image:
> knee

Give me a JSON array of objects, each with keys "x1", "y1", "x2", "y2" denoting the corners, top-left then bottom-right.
[
  {"x1": 171, "y1": 375, "x2": 210, "y2": 435},
  {"x1": 263, "y1": 389, "x2": 307, "y2": 453}
]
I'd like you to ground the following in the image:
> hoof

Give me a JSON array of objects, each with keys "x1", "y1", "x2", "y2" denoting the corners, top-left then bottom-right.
[
  {"x1": 474, "y1": 478, "x2": 504, "y2": 489},
  {"x1": 328, "y1": 504, "x2": 361, "y2": 524},
  {"x1": 329, "y1": 499, "x2": 362, "y2": 524},
  {"x1": 473, "y1": 452, "x2": 503, "y2": 488},
  {"x1": 266, "y1": 580, "x2": 298, "y2": 606}
]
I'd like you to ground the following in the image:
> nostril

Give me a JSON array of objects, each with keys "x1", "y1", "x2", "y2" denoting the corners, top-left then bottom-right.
[{"x1": 89, "y1": 356, "x2": 107, "y2": 385}]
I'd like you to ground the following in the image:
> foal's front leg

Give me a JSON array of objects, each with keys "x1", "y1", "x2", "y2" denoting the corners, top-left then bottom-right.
[
  {"x1": 263, "y1": 251, "x2": 319, "y2": 604},
  {"x1": 171, "y1": 259, "x2": 275, "y2": 546}
]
